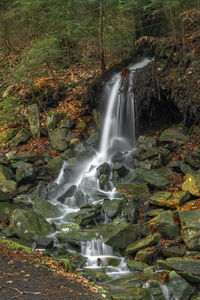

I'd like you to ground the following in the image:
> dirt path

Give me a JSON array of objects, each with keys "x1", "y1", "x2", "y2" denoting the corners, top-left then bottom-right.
[{"x1": 0, "y1": 242, "x2": 104, "y2": 300}]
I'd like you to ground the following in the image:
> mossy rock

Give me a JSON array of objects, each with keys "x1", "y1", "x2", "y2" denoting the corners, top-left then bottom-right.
[
  {"x1": 126, "y1": 233, "x2": 161, "y2": 254},
  {"x1": 33, "y1": 198, "x2": 62, "y2": 218},
  {"x1": 135, "y1": 168, "x2": 171, "y2": 189},
  {"x1": 182, "y1": 174, "x2": 200, "y2": 197},
  {"x1": 9, "y1": 128, "x2": 31, "y2": 147},
  {"x1": 116, "y1": 182, "x2": 150, "y2": 202}
]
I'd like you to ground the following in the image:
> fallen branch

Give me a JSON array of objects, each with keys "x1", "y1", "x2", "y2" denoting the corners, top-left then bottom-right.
[{"x1": 9, "y1": 287, "x2": 42, "y2": 298}]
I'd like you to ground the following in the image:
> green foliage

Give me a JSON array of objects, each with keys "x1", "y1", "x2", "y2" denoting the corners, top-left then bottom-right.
[{"x1": 0, "y1": 97, "x2": 26, "y2": 125}]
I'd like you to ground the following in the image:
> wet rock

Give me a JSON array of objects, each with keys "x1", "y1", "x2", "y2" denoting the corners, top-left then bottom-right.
[
  {"x1": 97, "y1": 162, "x2": 111, "y2": 178},
  {"x1": 156, "y1": 210, "x2": 179, "y2": 239},
  {"x1": 60, "y1": 117, "x2": 75, "y2": 130},
  {"x1": 159, "y1": 128, "x2": 189, "y2": 143},
  {"x1": 26, "y1": 104, "x2": 40, "y2": 138},
  {"x1": 73, "y1": 206, "x2": 101, "y2": 227},
  {"x1": 182, "y1": 174, "x2": 200, "y2": 196},
  {"x1": 161, "y1": 246, "x2": 186, "y2": 258},
  {"x1": 10, "y1": 153, "x2": 44, "y2": 163},
  {"x1": 45, "y1": 156, "x2": 65, "y2": 177},
  {"x1": 86, "y1": 132, "x2": 100, "y2": 147},
  {"x1": 123, "y1": 202, "x2": 138, "y2": 223},
  {"x1": 33, "y1": 198, "x2": 62, "y2": 218},
  {"x1": 9, "y1": 128, "x2": 31, "y2": 147},
  {"x1": 134, "y1": 159, "x2": 152, "y2": 170},
  {"x1": 92, "y1": 191, "x2": 109, "y2": 201},
  {"x1": 49, "y1": 127, "x2": 68, "y2": 151},
  {"x1": 56, "y1": 231, "x2": 94, "y2": 250},
  {"x1": 0, "y1": 128, "x2": 18, "y2": 146},
  {"x1": 47, "y1": 112, "x2": 65, "y2": 133},
  {"x1": 113, "y1": 163, "x2": 128, "y2": 177},
  {"x1": 121, "y1": 170, "x2": 137, "y2": 184},
  {"x1": 104, "y1": 257, "x2": 121, "y2": 267},
  {"x1": 135, "y1": 168, "x2": 171, "y2": 189},
  {"x1": 126, "y1": 259, "x2": 149, "y2": 272},
  {"x1": 168, "y1": 271, "x2": 195, "y2": 300},
  {"x1": 10, "y1": 209, "x2": 55, "y2": 242},
  {"x1": 116, "y1": 182, "x2": 150, "y2": 202},
  {"x1": 126, "y1": 233, "x2": 161, "y2": 254},
  {"x1": 0, "y1": 165, "x2": 17, "y2": 196},
  {"x1": 103, "y1": 199, "x2": 124, "y2": 219},
  {"x1": 111, "y1": 151, "x2": 124, "y2": 164},
  {"x1": 102, "y1": 223, "x2": 140, "y2": 249},
  {"x1": 180, "y1": 163, "x2": 196, "y2": 175},
  {"x1": 14, "y1": 161, "x2": 36, "y2": 184},
  {"x1": 57, "y1": 185, "x2": 77, "y2": 203},
  {"x1": 157, "y1": 258, "x2": 200, "y2": 282},
  {"x1": 74, "y1": 189, "x2": 85, "y2": 206},
  {"x1": 150, "y1": 190, "x2": 190, "y2": 209},
  {"x1": 139, "y1": 148, "x2": 158, "y2": 160},
  {"x1": 184, "y1": 153, "x2": 200, "y2": 169},
  {"x1": 84, "y1": 268, "x2": 112, "y2": 282},
  {"x1": 135, "y1": 248, "x2": 159, "y2": 264},
  {"x1": 110, "y1": 287, "x2": 151, "y2": 300},
  {"x1": 149, "y1": 280, "x2": 169, "y2": 300},
  {"x1": 179, "y1": 209, "x2": 200, "y2": 250},
  {"x1": 99, "y1": 174, "x2": 112, "y2": 191}
]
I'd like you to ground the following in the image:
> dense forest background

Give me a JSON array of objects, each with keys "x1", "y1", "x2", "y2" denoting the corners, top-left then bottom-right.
[{"x1": 0, "y1": 0, "x2": 200, "y2": 129}]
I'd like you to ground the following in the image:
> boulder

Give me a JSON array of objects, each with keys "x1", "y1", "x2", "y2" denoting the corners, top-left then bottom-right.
[
  {"x1": 86, "y1": 132, "x2": 100, "y2": 147},
  {"x1": 102, "y1": 223, "x2": 140, "y2": 249},
  {"x1": 103, "y1": 199, "x2": 124, "y2": 218},
  {"x1": 99, "y1": 174, "x2": 112, "y2": 191},
  {"x1": 113, "y1": 163, "x2": 128, "y2": 177},
  {"x1": 179, "y1": 209, "x2": 200, "y2": 250},
  {"x1": 60, "y1": 117, "x2": 75, "y2": 129},
  {"x1": 161, "y1": 246, "x2": 186, "y2": 258},
  {"x1": 168, "y1": 271, "x2": 194, "y2": 300},
  {"x1": 123, "y1": 202, "x2": 138, "y2": 223},
  {"x1": 26, "y1": 104, "x2": 40, "y2": 138},
  {"x1": 97, "y1": 162, "x2": 111, "y2": 178},
  {"x1": 15, "y1": 161, "x2": 36, "y2": 184},
  {"x1": 182, "y1": 174, "x2": 200, "y2": 196},
  {"x1": 57, "y1": 185, "x2": 77, "y2": 203},
  {"x1": 156, "y1": 210, "x2": 179, "y2": 239},
  {"x1": 33, "y1": 198, "x2": 62, "y2": 218},
  {"x1": 9, "y1": 128, "x2": 31, "y2": 147},
  {"x1": 73, "y1": 206, "x2": 101, "y2": 227},
  {"x1": 157, "y1": 258, "x2": 200, "y2": 282},
  {"x1": 0, "y1": 165, "x2": 17, "y2": 195},
  {"x1": 126, "y1": 233, "x2": 161, "y2": 254},
  {"x1": 116, "y1": 182, "x2": 150, "y2": 202},
  {"x1": 150, "y1": 191, "x2": 190, "y2": 209},
  {"x1": 121, "y1": 170, "x2": 137, "y2": 184},
  {"x1": 49, "y1": 127, "x2": 68, "y2": 151},
  {"x1": 135, "y1": 168, "x2": 171, "y2": 189},
  {"x1": 47, "y1": 112, "x2": 65, "y2": 133},
  {"x1": 159, "y1": 129, "x2": 189, "y2": 143},
  {"x1": 56, "y1": 231, "x2": 94, "y2": 250},
  {"x1": 83, "y1": 269, "x2": 112, "y2": 283},
  {"x1": 126, "y1": 259, "x2": 149, "y2": 272},
  {"x1": 149, "y1": 280, "x2": 170, "y2": 300},
  {"x1": 135, "y1": 248, "x2": 159, "y2": 264},
  {"x1": 10, "y1": 209, "x2": 55, "y2": 242},
  {"x1": 110, "y1": 287, "x2": 150, "y2": 300},
  {"x1": 45, "y1": 156, "x2": 65, "y2": 177},
  {"x1": 139, "y1": 148, "x2": 158, "y2": 160},
  {"x1": 0, "y1": 129, "x2": 18, "y2": 146},
  {"x1": 137, "y1": 135, "x2": 157, "y2": 150}
]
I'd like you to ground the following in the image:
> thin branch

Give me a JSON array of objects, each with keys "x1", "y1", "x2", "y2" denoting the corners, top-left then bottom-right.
[{"x1": 10, "y1": 287, "x2": 42, "y2": 298}]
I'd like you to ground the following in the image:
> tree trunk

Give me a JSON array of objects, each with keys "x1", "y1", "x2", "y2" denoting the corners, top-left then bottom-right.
[{"x1": 99, "y1": 0, "x2": 106, "y2": 73}]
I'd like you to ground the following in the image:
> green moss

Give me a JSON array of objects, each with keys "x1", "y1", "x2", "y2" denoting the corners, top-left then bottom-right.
[{"x1": 0, "y1": 237, "x2": 32, "y2": 252}]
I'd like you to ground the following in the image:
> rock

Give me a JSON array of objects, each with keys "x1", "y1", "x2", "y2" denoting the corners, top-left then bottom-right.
[
  {"x1": 116, "y1": 182, "x2": 150, "y2": 202},
  {"x1": 0, "y1": 165, "x2": 17, "y2": 195},
  {"x1": 84, "y1": 269, "x2": 112, "y2": 282},
  {"x1": 66, "y1": 132, "x2": 79, "y2": 143},
  {"x1": 9, "y1": 153, "x2": 44, "y2": 163},
  {"x1": 86, "y1": 132, "x2": 100, "y2": 147},
  {"x1": 76, "y1": 121, "x2": 86, "y2": 133},
  {"x1": 0, "y1": 129, "x2": 18, "y2": 146},
  {"x1": 99, "y1": 174, "x2": 112, "y2": 191},
  {"x1": 123, "y1": 202, "x2": 138, "y2": 223},
  {"x1": 149, "y1": 280, "x2": 169, "y2": 300},
  {"x1": 15, "y1": 161, "x2": 36, "y2": 184},
  {"x1": 9, "y1": 128, "x2": 31, "y2": 147},
  {"x1": 137, "y1": 135, "x2": 157, "y2": 150},
  {"x1": 126, "y1": 233, "x2": 161, "y2": 254},
  {"x1": 60, "y1": 117, "x2": 75, "y2": 129},
  {"x1": 33, "y1": 198, "x2": 62, "y2": 218},
  {"x1": 150, "y1": 191, "x2": 190, "y2": 209},
  {"x1": 135, "y1": 168, "x2": 171, "y2": 189},
  {"x1": 56, "y1": 231, "x2": 94, "y2": 250},
  {"x1": 110, "y1": 287, "x2": 151, "y2": 300},
  {"x1": 47, "y1": 112, "x2": 65, "y2": 133},
  {"x1": 159, "y1": 128, "x2": 189, "y2": 143},
  {"x1": 10, "y1": 209, "x2": 55, "y2": 242},
  {"x1": 97, "y1": 162, "x2": 111, "y2": 178},
  {"x1": 156, "y1": 211, "x2": 179, "y2": 239},
  {"x1": 161, "y1": 246, "x2": 186, "y2": 258},
  {"x1": 73, "y1": 206, "x2": 101, "y2": 227},
  {"x1": 0, "y1": 190, "x2": 13, "y2": 201},
  {"x1": 113, "y1": 163, "x2": 128, "y2": 177},
  {"x1": 49, "y1": 127, "x2": 68, "y2": 151},
  {"x1": 92, "y1": 190, "x2": 109, "y2": 201},
  {"x1": 180, "y1": 163, "x2": 196, "y2": 175},
  {"x1": 126, "y1": 259, "x2": 149, "y2": 272},
  {"x1": 26, "y1": 104, "x2": 40, "y2": 138},
  {"x1": 168, "y1": 271, "x2": 195, "y2": 300},
  {"x1": 139, "y1": 148, "x2": 158, "y2": 160},
  {"x1": 57, "y1": 185, "x2": 77, "y2": 203},
  {"x1": 104, "y1": 257, "x2": 121, "y2": 267},
  {"x1": 121, "y1": 170, "x2": 137, "y2": 184},
  {"x1": 157, "y1": 258, "x2": 200, "y2": 282},
  {"x1": 102, "y1": 223, "x2": 140, "y2": 249},
  {"x1": 135, "y1": 248, "x2": 159, "y2": 264},
  {"x1": 184, "y1": 153, "x2": 200, "y2": 169},
  {"x1": 45, "y1": 156, "x2": 65, "y2": 177},
  {"x1": 103, "y1": 199, "x2": 124, "y2": 218},
  {"x1": 179, "y1": 209, "x2": 200, "y2": 250},
  {"x1": 74, "y1": 189, "x2": 85, "y2": 206},
  {"x1": 182, "y1": 174, "x2": 200, "y2": 196}
]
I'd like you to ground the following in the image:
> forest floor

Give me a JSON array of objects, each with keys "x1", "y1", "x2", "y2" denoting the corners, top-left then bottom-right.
[{"x1": 0, "y1": 241, "x2": 104, "y2": 300}]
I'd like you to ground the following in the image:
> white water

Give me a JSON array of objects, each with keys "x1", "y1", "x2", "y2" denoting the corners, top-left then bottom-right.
[{"x1": 50, "y1": 58, "x2": 153, "y2": 276}]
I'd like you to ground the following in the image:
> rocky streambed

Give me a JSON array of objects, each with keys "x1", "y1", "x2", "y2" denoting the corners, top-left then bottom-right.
[{"x1": 1, "y1": 120, "x2": 200, "y2": 299}]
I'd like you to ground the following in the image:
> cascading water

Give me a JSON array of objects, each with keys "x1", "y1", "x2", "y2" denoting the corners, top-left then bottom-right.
[{"x1": 49, "y1": 58, "x2": 153, "y2": 278}]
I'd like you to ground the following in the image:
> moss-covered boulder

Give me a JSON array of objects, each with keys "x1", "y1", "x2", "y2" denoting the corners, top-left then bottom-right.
[
  {"x1": 73, "y1": 206, "x2": 101, "y2": 227},
  {"x1": 126, "y1": 233, "x2": 161, "y2": 254},
  {"x1": 103, "y1": 199, "x2": 124, "y2": 218},
  {"x1": 102, "y1": 223, "x2": 140, "y2": 249},
  {"x1": 33, "y1": 198, "x2": 62, "y2": 219},
  {"x1": 159, "y1": 129, "x2": 189, "y2": 143},
  {"x1": 116, "y1": 182, "x2": 150, "y2": 202},
  {"x1": 179, "y1": 209, "x2": 200, "y2": 250},
  {"x1": 10, "y1": 209, "x2": 55, "y2": 242},
  {"x1": 97, "y1": 162, "x2": 111, "y2": 178},
  {"x1": 135, "y1": 248, "x2": 159, "y2": 264},
  {"x1": 45, "y1": 156, "x2": 65, "y2": 176},
  {"x1": 49, "y1": 127, "x2": 68, "y2": 151},
  {"x1": 0, "y1": 165, "x2": 17, "y2": 196},
  {"x1": 47, "y1": 112, "x2": 65, "y2": 133},
  {"x1": 156, "y1": 210, "x2": 179, "y2": 239},
  {"x1": 161, "y1": 246, "x2": 186, "y2": 258},
  {"x1": 9, "y1": 128, "x2": 31, "y2": 147},
  {"x1": 168, "y1": 271, "x2": 194, "y2": 300},
  {"x1": 84, "y1": 268, "x2": 112, "y2": 282},
  {"x1": 0, "y1": 129, "x2": 18, "y2": 146},
  {"x1": 110, "y1": 287, "x2": 150, "y2": 300},
  {"x1": 99, "y1": 174, "x2": 111, "y2": 191},
  {"x1": 150, "y1": 191, "x2": 190, "y2": 209},
  {"x1": 126, "y1": 259, "x2": 149, "y2": 272},
  {"x1": 26, "y1": 104, "x2": 40, "y2": 138},
  {"x1": 135, "y1": 168, "x2": 171, "y2": 189},
  {"x1": 157, "y1": 258, "x2": 200, "y2": 282},
  {"x1": 56, "y1": 231, "x2": 94, "y2": 250},
  {"x1": 14, "y1": 161, "x2": 36, "y2": 184},
  {"x1": 182, "y1": 174, "x2": 200, "y2": 197}
]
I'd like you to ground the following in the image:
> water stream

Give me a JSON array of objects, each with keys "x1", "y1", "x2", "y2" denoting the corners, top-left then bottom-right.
[{"x1": 49, "y1": 58, "x2": 152, "y2": 276}]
